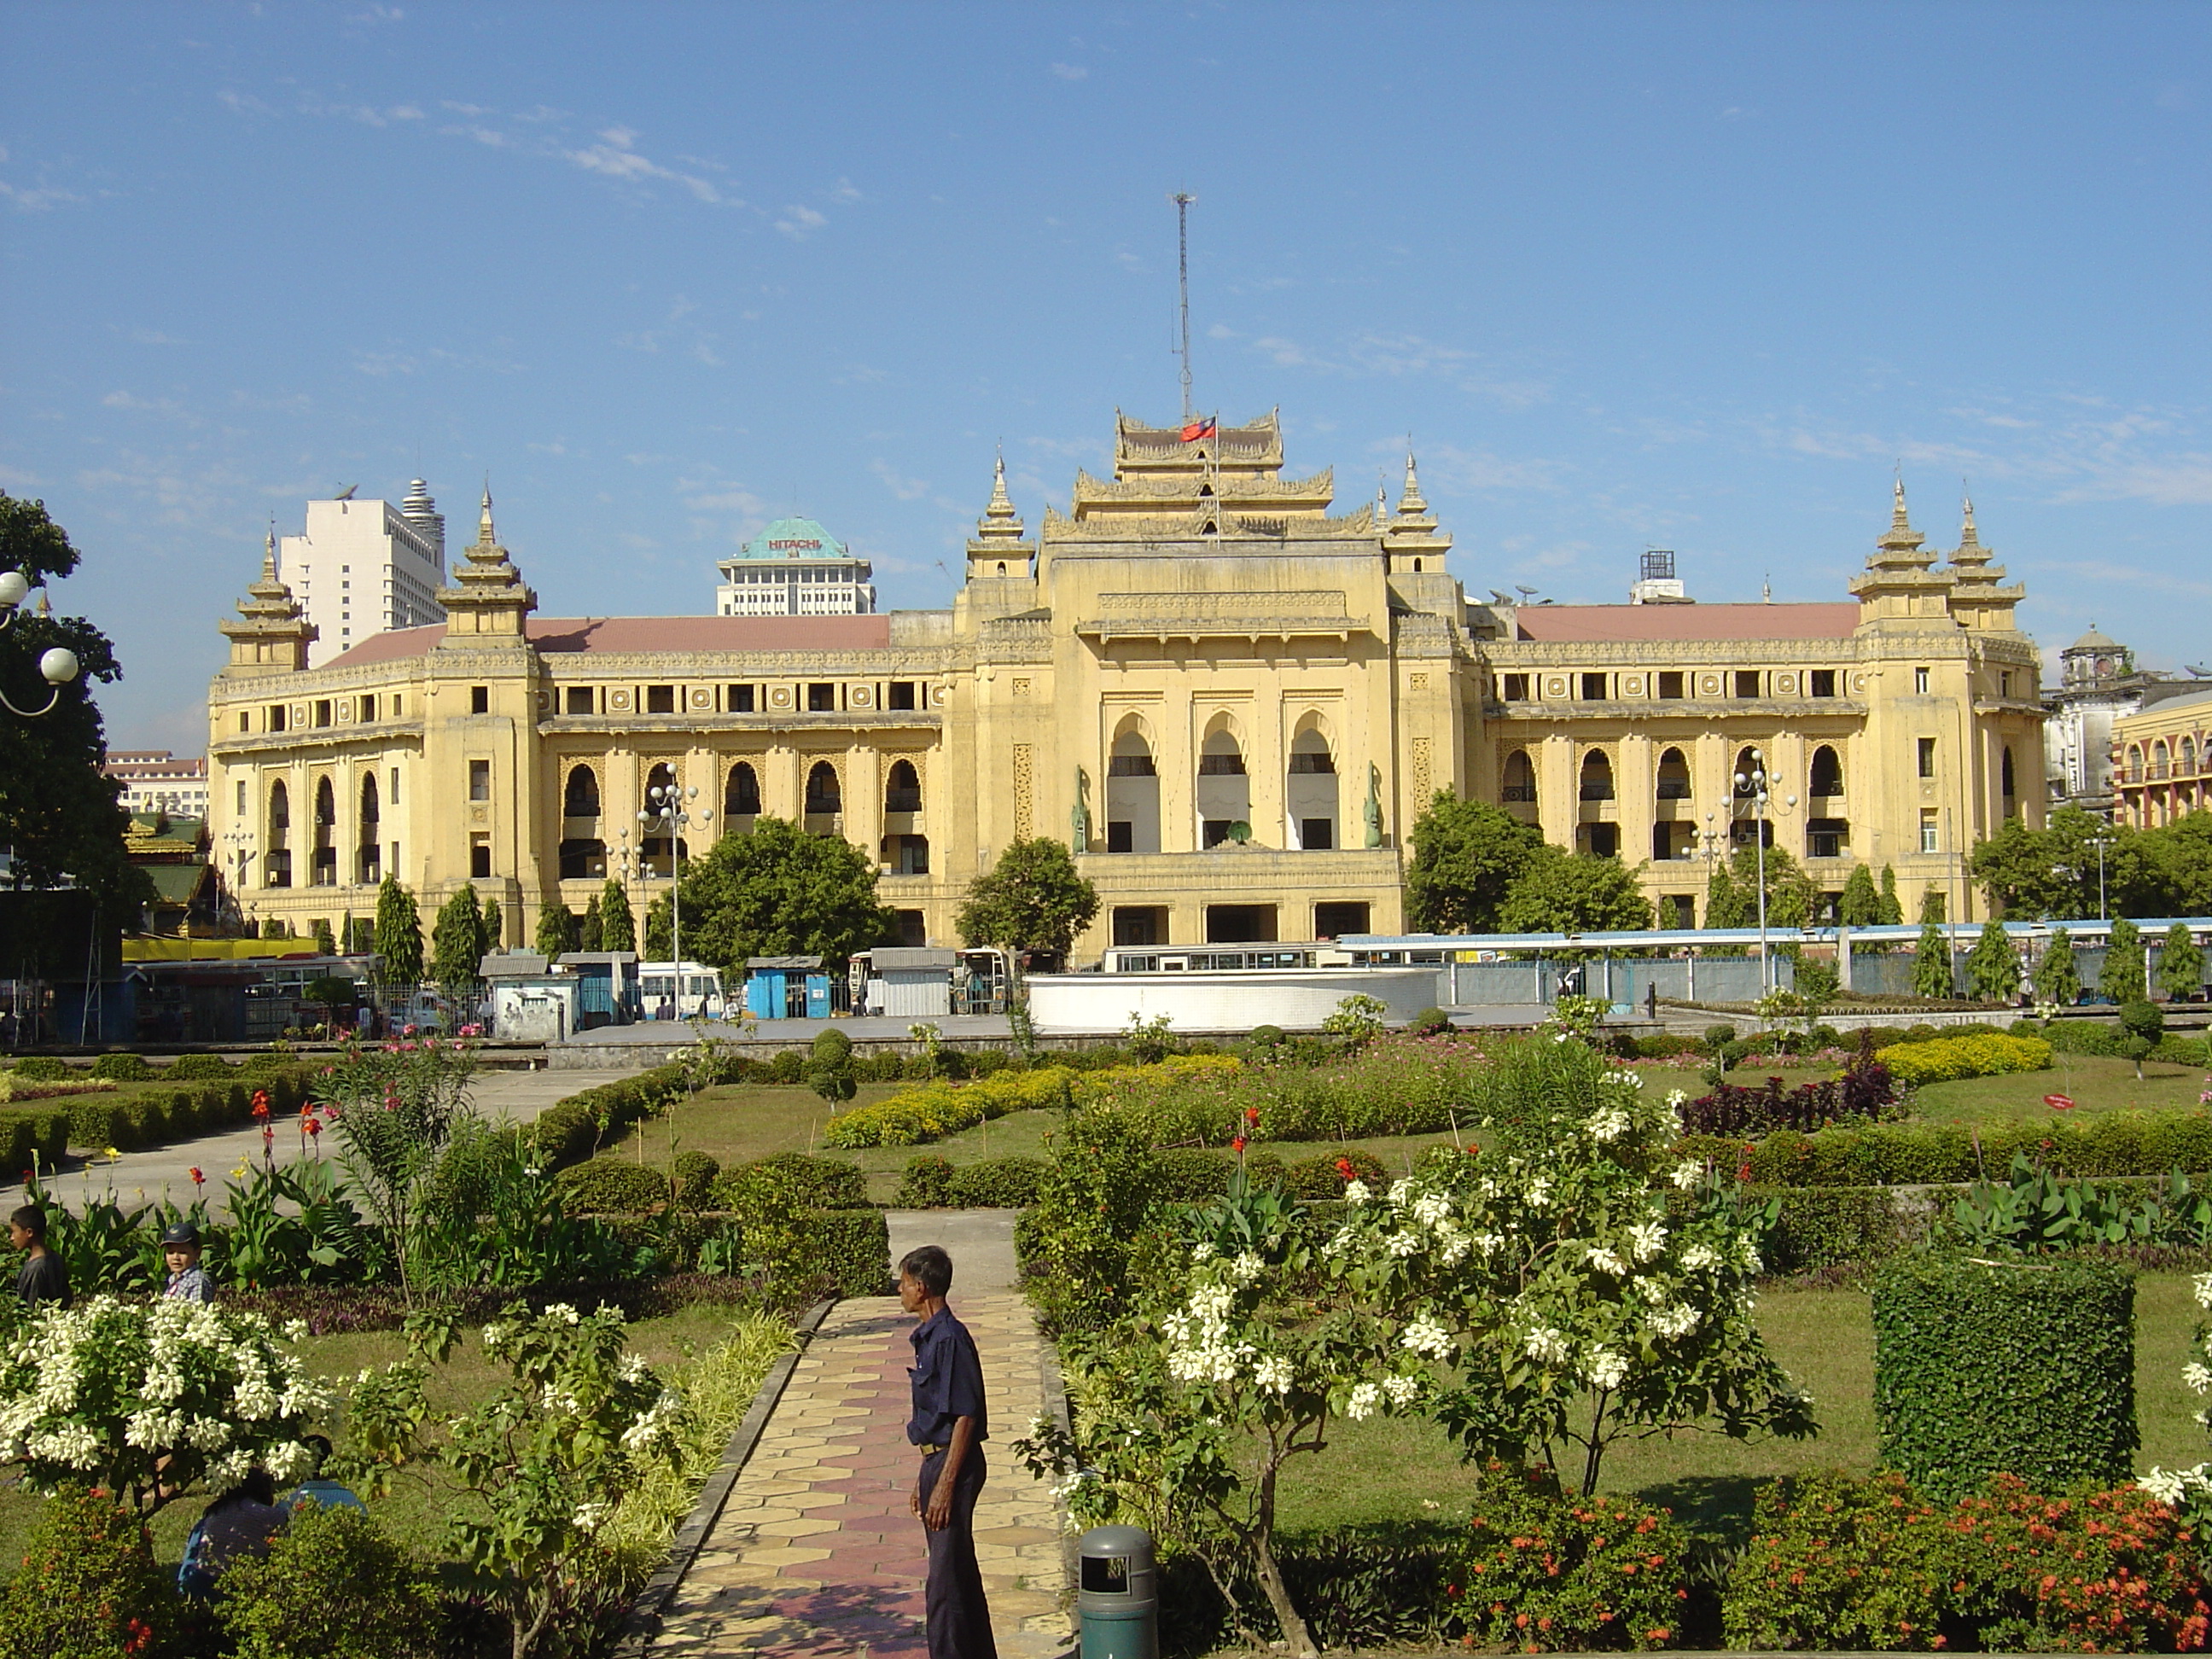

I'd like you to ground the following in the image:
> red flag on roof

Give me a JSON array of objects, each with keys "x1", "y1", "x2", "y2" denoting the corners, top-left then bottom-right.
[{"x1": 1180, "y1": 416, "x2": 1216, "y2": 442}]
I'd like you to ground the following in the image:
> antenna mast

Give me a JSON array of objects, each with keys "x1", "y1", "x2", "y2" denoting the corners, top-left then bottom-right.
[{"x1": 1171, "y1": 191, "x2": 1195, "y2": 420}]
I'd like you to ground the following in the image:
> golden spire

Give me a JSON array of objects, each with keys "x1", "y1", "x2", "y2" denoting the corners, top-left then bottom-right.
[
  {"x1": 1396, "y1": 451, "x2": 1429, "y2": 520},
  {"x1": 969, "y1": 449, "x2": 1029, "y2": 550}
]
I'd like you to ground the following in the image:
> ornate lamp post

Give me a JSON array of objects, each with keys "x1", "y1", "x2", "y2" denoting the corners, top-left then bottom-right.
[
  {"x1": 638, "y1": 783, "x2": 713, "y2": 1010},
  {"x1": 1734, "y1": 751, "x2": 1784, "y2": 992},
  {"x1": 220, "y1": 827, "x2": 256, "y2": 931},
  {"x1": 0, "y1": 571, "x2": 80, "y2": 718}
]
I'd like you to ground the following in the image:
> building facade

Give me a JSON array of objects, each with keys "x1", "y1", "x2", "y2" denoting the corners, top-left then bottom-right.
[
  {"x1": 281, "y1": 485, "x2": 448, "y2": 667},
  {"x1": 715, "y1": 515, "x2": 876, "y2": 616},
  {"x1": 105, "y1": 750, "x2": 209, "y2": 818},
  {"x1": 2111, "y1": 684, "x2": 2212, "y2": 829},
  {"x1": 206, "y1": 415, "x2": 2045, "y2": 954},
  {"x1": 2039, "y1": 623, "x2": 2188, "y2": 817}
]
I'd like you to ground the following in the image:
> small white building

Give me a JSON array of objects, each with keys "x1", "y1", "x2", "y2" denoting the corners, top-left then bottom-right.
[
  {"x1": 715, "y1": 515, "x2": 876, "y2": 617},
  {"x1": 105, "y1": 750, "x2": 209, "y2": 817},
  {"x1": 281, "y1": 484, "x2": 448, "y2": 667}
]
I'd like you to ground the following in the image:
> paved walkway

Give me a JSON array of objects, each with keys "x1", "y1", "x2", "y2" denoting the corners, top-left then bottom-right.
[
  {"x1": 654, "y1": 1216, "x2": 1068, "y2": 1657},
  {"x1": 1, "y1": 1067, "x2": 632, "y2": 1208}
]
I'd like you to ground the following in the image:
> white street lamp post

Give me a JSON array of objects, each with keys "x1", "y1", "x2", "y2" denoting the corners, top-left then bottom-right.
[
  {"x1": 638, "y1": 783, "x2": 713, "y2": 1016},
  {"x1": 0, "y1": 570, "x2": 81, "y2": 719},
  {"x1": 1735, "y1": 751, "x2": 1775, "y2": 992}
]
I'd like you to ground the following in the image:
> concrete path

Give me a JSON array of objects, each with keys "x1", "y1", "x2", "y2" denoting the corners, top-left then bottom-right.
[
  {"x1": 653, "y1": 1213, "x2": 1069, "y2": 1658},
  {"x1": 2, "y1": 1067, "x2": 635, "y2": 1208}
]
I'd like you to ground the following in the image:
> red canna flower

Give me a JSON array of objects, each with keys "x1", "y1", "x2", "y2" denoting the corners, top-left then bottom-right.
[
  {"x1": 188, "y1": 1167, "x2": 204, "y2": 1187},
  {"x1": 1336, "y1": 1156, "x2": 1355, "y2": 1179},
  {"x1": 1231, "y1": 1135, "x2": 1248, "y2": 1153},
  {"x1": 1244, "y1": 1105, "x2": 1260, "y2": 1126},
  {"x1": 250, "y1": 1090, "x2": 271, "y2": 1120}
]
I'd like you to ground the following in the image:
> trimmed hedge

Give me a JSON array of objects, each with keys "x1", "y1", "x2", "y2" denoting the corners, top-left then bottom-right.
[
  {"x1": 86, "y1": 1053, "x2": 153, "y2": 1082},
  {"x1": 1873, "y1": 1253, "x2": 2137, "y2": 1499},
  {"x1": 795, "y1": 1207, "x2": 892, "y2": 1295},
  {"x1": 527, "y1": 1064, "x2": 688, "y2": 1169},
  {"x1": 1680, "y1": 1108, "x2": 2212, "y2": 1186},
  {"x1": 555, "y1": 1158, "x2": 672, "y2": 1213},
  {"x1": 892, "y1": 1155, "x2": 1048, "y2": 1209},
  {"x1": 166, "y1": 1053, "x2": 240, "y2": 1081},
  {"x1": 1756, "y1": 1185, "x2": 1921, "y2": 1275},
  {"x1": 7, "y1": 1058, "x2": 70, "y2": 1082},
  {"x1": 62, "y1": 1065, "x2": 317, "y2": 1154},
  {"x1": 0, "y1": 1108, "x2": 70, "y2": 1176},
  {"x1": 671, "y1": 1150, "x2": 720, "y2": 1211},
  {"x1": 713, "y1": 1151, "x2": 870, "y2": 1214},
  {"x1": 1881, "y1": 1031, "x2": 2052, "y2": 1086}
]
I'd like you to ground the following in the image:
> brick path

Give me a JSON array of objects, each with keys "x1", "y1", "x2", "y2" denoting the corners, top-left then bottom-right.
[{"x1": 652, "y1": 1292, "x2": 1070, "y2": 1657}]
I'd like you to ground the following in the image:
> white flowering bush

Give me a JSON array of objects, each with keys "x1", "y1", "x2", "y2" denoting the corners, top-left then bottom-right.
[
  {"x1": 345, "y1": 1300, "x2": 686, "y2": 1659},
  {"x1": 0, "y1": 1295, "x2": 328, "y2": 1514},
  {"x1": 1021, "y1": 1031, "x2": 1814, "y2": 1658}
]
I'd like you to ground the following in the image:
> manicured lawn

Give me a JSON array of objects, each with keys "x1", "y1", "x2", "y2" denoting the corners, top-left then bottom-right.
[
  {"x1": 1911, "y1": 1052, "x2": 2211, "y2": 1123},
  {"x1": 0, "y1": 1299, "x2": 760, "y2": 1578},
  {"x1": 1274, "y1": 1271, "x2": 2210, "y2": 1540}
]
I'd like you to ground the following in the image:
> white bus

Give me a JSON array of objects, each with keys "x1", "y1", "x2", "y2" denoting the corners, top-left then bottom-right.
[{"x1": 637, "y1": 962, "x2": 725, "y2": 1021}]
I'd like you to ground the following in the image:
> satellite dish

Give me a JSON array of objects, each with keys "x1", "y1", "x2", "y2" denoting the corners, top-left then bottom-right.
[
  {"x1": 2188, "y1": 664, "x2": 2212, "y2": 678},
  {"x1": 335, "y1": 485, "x2": 358, "y2": 500},
  {"x1": 1515, "y1": 585, "x2": 1540, "y2": 598},
  {"x1": 1488, "y1": 589, "x2": 1515, "y2": 606}
]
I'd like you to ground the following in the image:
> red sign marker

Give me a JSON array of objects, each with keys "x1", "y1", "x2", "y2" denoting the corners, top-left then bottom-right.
[{"x1": 2044, "y1": 1093, "x2": 2076, "y2": 1111}]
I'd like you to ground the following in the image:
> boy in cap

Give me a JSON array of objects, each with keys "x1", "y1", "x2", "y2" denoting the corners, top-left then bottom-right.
[{"x1": 162, "y1": 1221, "x2": 215, "y2": 1303}]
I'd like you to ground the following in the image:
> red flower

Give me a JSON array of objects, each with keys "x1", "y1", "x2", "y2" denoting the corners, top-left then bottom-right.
[
  {"x1": 188, "y1": 1167, "x2": 204, "y2": 1186},
  {"x1": 1245, "y1": 1105, "x2": 1260, "y2": 1126},
  {"x1": 1231, "y1": 1135, "x2": 1248, "y2": 1153},
  {"x1": 1336, "y1": 1156, "x2": 1355, "y2": 1179},
  {"x1": 250, "y1": 1090, "x2": 271, "y2": 1120}
]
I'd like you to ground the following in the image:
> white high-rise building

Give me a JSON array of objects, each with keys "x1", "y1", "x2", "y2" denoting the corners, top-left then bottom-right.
[
  {"x1": 280, "y1": 483, "x2": 447, "y2": 667},
  {"x1": 715, "y1": 515, "x2": 876, "y2": 616}
]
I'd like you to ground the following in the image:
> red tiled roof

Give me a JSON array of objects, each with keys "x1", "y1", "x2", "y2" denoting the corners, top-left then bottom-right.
[
  {"x1": 325, "y1": 614, "x2": 894, "y2": 668},
  {"x1": 1514, "y1": 603, "x2": 1861, "y2": 643}
]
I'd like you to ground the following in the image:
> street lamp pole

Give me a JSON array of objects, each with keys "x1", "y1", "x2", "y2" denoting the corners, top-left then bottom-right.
[
  {"x1": 0, "y1": 571, "x2": 81, "y2": 719},
  {"x1": 639, "y1": 782, "x2": 713, "y2": 1015},
  {"x1": 1736, "y1": 751, "x2": 1774, "y2": 992}
]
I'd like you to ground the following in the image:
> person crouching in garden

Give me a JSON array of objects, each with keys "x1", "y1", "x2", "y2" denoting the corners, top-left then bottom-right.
[
  {"x1": 899, "y1": 1243, "x2": 997, "y2": 1659},
  {"x1": 178, "y1": 1466, "x2": 288, "y2": 1598},
  {"x1": 161, "y1": 1221, "x2": 216, "y2": 1303},
  {"x1": 9, "y1": 1205, "x2": 70, "y2": 1310}
]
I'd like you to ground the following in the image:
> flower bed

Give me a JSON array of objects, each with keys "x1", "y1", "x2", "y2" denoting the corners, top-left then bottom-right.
[
  {"x1": 820, "y1": 1054, "x2": 1242, "y2": 1148},
  {"x1": 1882, "y1": 1030, "x2": 2053, "y2": 1086}
]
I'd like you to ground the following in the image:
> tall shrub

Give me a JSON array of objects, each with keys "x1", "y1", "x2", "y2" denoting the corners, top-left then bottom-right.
[
  {"x1": 2031, "y1": 925, "x2": 2081, "y2": 1006},
  {"x1": 1878, "y1": 863, "x2": 1905, "y2": 925},
  {"x1": 598, "y1": 878, "x2": 636, "y2": 955},
  {"x1": 1872, "y1": 1254, "x2": 2135, "y2": 1498},
  {"x1": 1965, "y1": 918, "x2": 2020, "y2": 1004},
  {"x1": 375, "y1": 875, "x2": 423, "y2": 984},
  {"x1": 2160, "y1": 921, "x2": 2205, "y2": 1002},
  {"x1": 534, "y1": 901, "x2": 579, "y2": 960},
  {"x1": 0, "y1": 1485, "x2": 178, "y2": 1658},
  {"x1": 218, "y1": 1504, "x2": 439, "y2": 1659},
  {"x1": 431, "y1": 885, "x2": 489, "y2": 991},
  {"x1": 1911, "y1": 917, "x2": 1954, "y2": 999},
  {"x1": 2103, "y1": 916, "x2": 2148, "y2": 1004}
]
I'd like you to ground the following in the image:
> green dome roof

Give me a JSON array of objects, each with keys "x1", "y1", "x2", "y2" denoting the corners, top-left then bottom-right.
[{"x1": 736, "y1": 516, "x2": 847, "y2": 562}]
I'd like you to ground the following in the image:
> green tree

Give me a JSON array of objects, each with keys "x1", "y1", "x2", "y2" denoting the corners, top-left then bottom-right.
[
  {"x1": 1838, "y1": 864, "x2": 1883, "y2": 928},
  {"x1": 312, "y1": 917, "x2": 337, "y2": 957},
  {"x1": 644, "y1": 891, "x2": 672, "y2": 960},
  {"x1": 674, "y1": 815, "x2": 894, "y2": 969},
  {"x1": 2157, "y1": 921, "x2": 2203, "y2": 1003},
  {"x1": 1704, "y1": 859, "x2": 1746, "y2": 928},
  {"x1": 1969, "y1": 815, "x2": 2061, "y2": 918},
  {"x1": 374, "y1": 876, "x2": 423, "y2": 983},
  {"x1": 0, "y1": 493, "x2": 153, "y2": 922},
  {"x1": 2033, "y1": 926, "x2": 2081, "y2": 1006},
  {"x1": 2135, "y1": 812, "x2": 2212, "y2": 917},
  {"x1": 261, "y1": 915, "x2": 291, "y2": 940},
  {"x1": 598, "y1": 878, "x2": 636, "y2": 954},
  {"x1": 1965, "y1": 917, "x2": 2022, "y2": 1004},
  {"x1": 1877, "y1": 863, "x2": 1904, "y2": 925},
  {"x1": 429, "y1": 885, "x2": 490, "y2": 991},
  {"x1": 1912, "y1": 917, "x2": 1955, "y2": 999},
  {"x1": 1919, "y1": 884, "x2": 1947, "y2": 924},
  {"x1": 1497, "y1": 847, "x2": 1656, "y2": 934},
  {"x1": 956, "y1": 835, "x2": 1102, "y2": 965},
  {"x1": 579, "y1": 893, "x2": 604, "y2": 952},
  {"x1": 1404, "y1": 792, "x2": 1547, "y2": 933},
  {"x1": 533, "y1": 901, "x2": 579, "y2": 959},
  {"x1": 2101, "y1": 916, "x2": 2147, "y2": 1004}
]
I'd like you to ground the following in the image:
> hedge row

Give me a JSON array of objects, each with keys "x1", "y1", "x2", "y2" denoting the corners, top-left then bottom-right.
[
  {"x1": 0, "y1": 1109, "x2": 71, "y2": 1176},
  {"x1": 1679, "y1": 1108, "x2": 2212, "y2": 1187},
  {"x1": 527, "y1": 1064, "x2": 690, "y2": 1169},
  {"x1": 61, "y1": 1065, "x2": 318, "y2": 1154},
  {"x1": 820, "y1": 1055, "x2": 1243, "y2": 1149},
  {"x1": 1882, "y1": 1032, "x2": 2053, "y2": 1086}
]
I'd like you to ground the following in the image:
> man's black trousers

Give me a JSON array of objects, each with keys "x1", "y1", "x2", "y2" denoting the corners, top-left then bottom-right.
[{"x1": 917, "y1": 1446, "x2": 997, "y2": 1659}]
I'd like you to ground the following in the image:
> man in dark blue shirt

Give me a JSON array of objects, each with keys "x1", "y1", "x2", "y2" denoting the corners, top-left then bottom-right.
[{"x1": 900, "y1": 1243, "x2": 997, "y2": 1659}]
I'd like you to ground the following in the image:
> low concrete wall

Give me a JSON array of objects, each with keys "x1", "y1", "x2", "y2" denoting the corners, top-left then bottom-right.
[{"x1": 1027, "y1": 967, "x2": 1441, "y2": 1033}]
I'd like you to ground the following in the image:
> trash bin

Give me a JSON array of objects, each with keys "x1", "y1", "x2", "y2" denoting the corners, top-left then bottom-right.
[{"x1": 1076, "y1": 1523, "x2": 1157, "y2": 1659}]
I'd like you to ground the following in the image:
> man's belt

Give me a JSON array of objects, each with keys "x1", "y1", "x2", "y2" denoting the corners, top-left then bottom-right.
[{"x1": 918, "y1": 1441, "x2": 945, "y2": 1456}]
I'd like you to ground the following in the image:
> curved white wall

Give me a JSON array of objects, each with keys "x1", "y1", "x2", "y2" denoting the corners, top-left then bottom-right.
[{"x1": 1027, "y1": 968, "x2": 1441, "y2": 1033}]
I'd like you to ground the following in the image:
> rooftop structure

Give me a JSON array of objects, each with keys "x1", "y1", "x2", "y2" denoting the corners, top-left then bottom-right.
[
  {"x1": 715, "y1": 515, "x2": 875, "y2": 616},
  {"x1": 278, "y1": 486, "x2": 447, "y2": 667},
  {"x1": 105, "y1": 750, "x2": 208, "y2": 818}
]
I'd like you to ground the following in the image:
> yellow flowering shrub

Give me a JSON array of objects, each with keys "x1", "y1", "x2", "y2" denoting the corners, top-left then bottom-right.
[
  {"x1": 1882, "y1": 1032, "x2": 2053, "y2": 1087},
  {"x1": 822, "y1": 1054, "x2": 1242, "y2": 1149}
]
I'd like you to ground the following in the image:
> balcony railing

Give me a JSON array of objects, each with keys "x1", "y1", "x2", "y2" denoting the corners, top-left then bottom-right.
[
  {"x1": 1501, "y1": 784, "x2": 1536, "y2": 802},
  {"x1": 1579, "y1": 781, "x2": 1616, "y2": 800},
  {"x1": 883, "y1": 789, "x2": 923, "y2": 813},
  {"x1": 1655, "y1": 780, "x2": 1691, "y2": 800}
]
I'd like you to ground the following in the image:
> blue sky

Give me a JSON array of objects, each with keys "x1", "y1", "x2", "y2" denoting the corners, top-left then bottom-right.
[{"x1": 4, "y1": 2, "x2": 2210, "y2": 751}]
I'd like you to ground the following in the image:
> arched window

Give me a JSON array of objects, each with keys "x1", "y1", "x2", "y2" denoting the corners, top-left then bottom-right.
[
  {"x1": 1196, "y1": 724, "x2": 1249, "y2": 847},
  {"x1": 2182, "y1": 737, "x2": 2199, "y2": 777},
  {"x1": 358, "y1": 773, "x2": 381, "y2": 885},
  {"x1": 805, "y1": 761, "x2": 841, "y2": 816},
  {"x1": 725, "y1": 761, "x2": 760, "y2": 818},
  {"x1": 885, "y1": 759, "x2": 922, "y2": 814},
  {"x1": 1656, "y1": 747, "x2": 1691, "y2": 800},
  {"x1": 564, "y1": 765, "x2": 600, "y2": 818},
  {"x1": 1501, "y1": 749, "x2": 1537, "y2": 804},
  {"x1": 2128, "y1": 743, "x2": 2145, "y2": 780},
  {"x1": 2153, "y1": 741, "x2": 2171, "y2": 779},
  {"x1": 1733, "y1": 747, "x2": 1767, "y2": 798},
  {"x1": 1287, "y1": 727, "x2": 1338, "y2": 850},
  {"x1": 1809, "y1": 745, "x2": 1844, "y2": 798},
  {"x1": 265, "y1": 780, "x2": 292, "y2": 888},
  {"x1": 311, "y1": 777, "x2": 338, "y2": 887},
  {"x1": 1105, "y1": 725, "x2": 1159, "y2": 853},
  {"x1": 1580, "y1": 749, "x2": 1615, "y2": 801}
]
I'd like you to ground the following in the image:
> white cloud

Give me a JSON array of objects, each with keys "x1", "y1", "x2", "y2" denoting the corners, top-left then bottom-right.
[
  {"x1": 776, "y1": 204, "x2": 829, "y2": 239},
  {"x1": 1051, "y1": 62, "x2": 1089, "y2": 80},
  {"x1": 1423, "y1": 444, "x2": 1569, "y2": 494},
  {"x1": 871, "y1": 459, "x2": 930, "y2": 501}
]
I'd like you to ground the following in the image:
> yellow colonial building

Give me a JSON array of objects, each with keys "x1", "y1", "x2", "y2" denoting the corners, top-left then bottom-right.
[{"x1": 206, "y1": 411, "x2": 2044, "y2": 955}]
